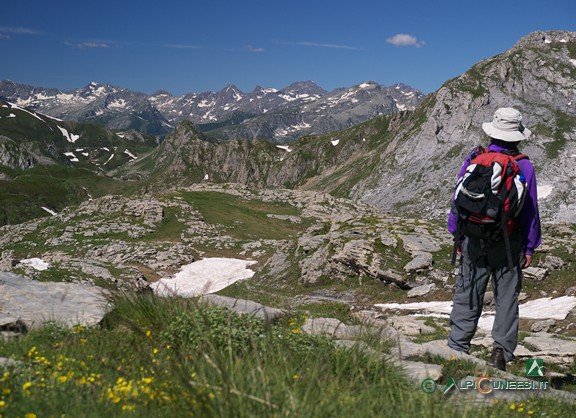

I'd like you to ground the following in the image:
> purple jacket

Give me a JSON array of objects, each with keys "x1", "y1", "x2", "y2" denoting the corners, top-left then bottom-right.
[{"x1": 447, "y1": 143, "x2": 542, "y2": 255}]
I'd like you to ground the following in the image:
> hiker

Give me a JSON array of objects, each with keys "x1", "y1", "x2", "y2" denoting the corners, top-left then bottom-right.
[{"x1": 446, "y1": 107, "x2": 542, "y2": 371}]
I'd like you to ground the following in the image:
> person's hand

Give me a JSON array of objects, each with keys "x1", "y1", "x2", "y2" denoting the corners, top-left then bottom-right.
[{"x1": 522, "y1": 254, "x2": 532, "y2": 269}]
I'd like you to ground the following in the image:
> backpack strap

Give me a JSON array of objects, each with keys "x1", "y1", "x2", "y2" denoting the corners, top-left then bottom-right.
[
  {"x1": 496, "y1": 148, "x2": 528, "y2": 161},
  {"x1": 468, "y1": 145, "x2": 486, "y2": 161},
  {"x1": 513, "y1": 153, "x2": 528, "y2": 161}
]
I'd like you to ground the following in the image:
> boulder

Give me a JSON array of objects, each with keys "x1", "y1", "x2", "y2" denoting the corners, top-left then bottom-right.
[
  {"x1": 403, "y1": 252, "x2": 433, "y2": 273},
  {"x1": 407, "y1": 283, "x2": 436, "y2": 298},
  {"x1": 198, "y1": 294, "x2": 286, "y2": 323},
  {"x1": 0, "y1": 271, "x2": 108, "y2": 330},
  {"x1": 302, "y1": 317, "x2": 364, "y2": 340},
  {"x1": 523, "y1": 267, "x2": 549, "y2": 281},
  {"x1": 531, "y1": 319, "x2": 556, "y2": 333}
]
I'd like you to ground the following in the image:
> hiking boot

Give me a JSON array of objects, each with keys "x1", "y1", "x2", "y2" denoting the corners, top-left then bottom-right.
[{"x1": 491, "y1": 347, "x2": 506, "y2": 371}]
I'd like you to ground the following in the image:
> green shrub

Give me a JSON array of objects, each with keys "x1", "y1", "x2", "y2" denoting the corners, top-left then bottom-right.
[{"x1": 161, "y1": 306, "x2": 267, "y2": 352}]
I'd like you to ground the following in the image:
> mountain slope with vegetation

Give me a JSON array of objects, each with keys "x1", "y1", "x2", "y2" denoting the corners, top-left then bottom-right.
[
  {"x1": 0, "y1": 99, "x2": 157, "y2": 224},
  {"x1": 113, "y1": 30, "x2": 576, "y2": 225},
  {"x1": 351, "y1": 30, "x2": 576, "y2": 223},
  {"x1": 2, "y1": 30, "x2": 576, "y2": 417}
]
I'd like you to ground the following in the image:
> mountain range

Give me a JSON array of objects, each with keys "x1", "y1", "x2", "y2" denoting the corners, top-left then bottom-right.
[
  {"x1": 0, "y1": 79, "x2": 424, "y2": 143},
  {"x1": 0, "y1": 29, "x2": 575, "y2": 227}
]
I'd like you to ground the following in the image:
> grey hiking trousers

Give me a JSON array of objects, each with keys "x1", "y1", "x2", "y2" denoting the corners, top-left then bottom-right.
[{"x1": 447, "y1": 233, "x2": 523, "y2": 362}]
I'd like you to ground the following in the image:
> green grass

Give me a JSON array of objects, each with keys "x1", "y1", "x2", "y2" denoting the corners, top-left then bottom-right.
[
  {"x1": 2, "y1": 291, "x2": 574, "y2": 417},
  {"x1": 0, "y1": 164, "x2": 141, "y2": 226},
  {"x1": 180, "y1": 190, "x2": 307, "y2": 241}
]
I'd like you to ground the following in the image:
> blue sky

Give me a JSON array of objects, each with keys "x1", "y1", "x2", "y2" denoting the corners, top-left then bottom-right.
[{"x1": 1, "y1": 0, "x2": 575, "y2": 96}]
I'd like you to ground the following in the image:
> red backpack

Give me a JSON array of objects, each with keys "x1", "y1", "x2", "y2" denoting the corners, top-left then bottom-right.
[{"x1": 451, "y1": 146, "x2": 528, "y2": 267}]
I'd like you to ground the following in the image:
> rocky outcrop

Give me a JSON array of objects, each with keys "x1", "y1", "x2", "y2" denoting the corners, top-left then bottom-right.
[
  {"x1": 353, "y1": 31, "x2": 576, "y2": 224},
  {"x1": 0, "y1": 135, "x2": 38, "y2": 170},
  {"x1": 0, "y1": 271, "x2": 108, "y2": 331}
]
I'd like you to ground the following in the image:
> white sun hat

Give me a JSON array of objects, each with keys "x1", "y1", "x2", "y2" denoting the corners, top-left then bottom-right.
[{"x1": 482, "y1": 107, "x2": 531, "y2": 142}]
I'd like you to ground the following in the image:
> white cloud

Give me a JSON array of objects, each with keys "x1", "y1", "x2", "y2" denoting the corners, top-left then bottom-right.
[
  {"x1": 163, "y1": 43, "x2": 200, "y2": 49},
  {"x1": 245, "y1": 44, "x2": 265, "y2": 52},
  {"x1": 0, "y1": 26, "x2": 42, "y2": 35},
  {"x1": 65, "y1": 41, "x2": 112, "y2": 49},
  {"x1": 386, "y1": 33, "x2": 425, "y2": 48},
  {"x1": 299, "y1": 41, "x2": 361, "y2": 50}
]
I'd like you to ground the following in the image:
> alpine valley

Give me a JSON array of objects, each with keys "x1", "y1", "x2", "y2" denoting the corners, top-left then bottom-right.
[
  {"x1": 2, "y1": 30, "x2": 576, "y2": 411},
  {"x1": 2, "y1": 30, "x2": 574, "y2": 226}
]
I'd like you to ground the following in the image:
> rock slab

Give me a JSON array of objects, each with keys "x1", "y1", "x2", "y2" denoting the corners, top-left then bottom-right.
[{"x1": 0, "y1": 271, "x2": 108, "y2": 330}]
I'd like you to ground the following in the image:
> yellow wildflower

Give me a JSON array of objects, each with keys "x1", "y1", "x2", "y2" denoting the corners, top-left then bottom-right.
[{"x1": 510, "y1": 403, "x2": 516, "y2": 410}]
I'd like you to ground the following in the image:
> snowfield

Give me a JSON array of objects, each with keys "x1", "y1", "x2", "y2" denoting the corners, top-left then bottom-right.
[{"x1": 150, "y1": 258, "x2": 257, "y2": 297}]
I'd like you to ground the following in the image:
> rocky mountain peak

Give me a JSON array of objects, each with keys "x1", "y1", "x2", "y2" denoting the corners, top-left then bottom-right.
[
  {"x1": 513, "y1": 30, "x2": 576, "y2": 48},
  {"x1": 350, "y1": 30, "x2": 576, "y2": 224},
  {"x1": 282, "y1": 80, "x2": 327, "y2": 95},
  {"x1": 151, "y1": 89, "x2": 173, "y2": 97},
  {"x1": 0, "y1": 78, "x2": 423, "y2": 142}
]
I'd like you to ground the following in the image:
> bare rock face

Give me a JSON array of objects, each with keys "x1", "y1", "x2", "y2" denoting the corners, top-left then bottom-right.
[
  {"x1": 0, "y1": 136, "x2": 39, "y2": 170},
  {"x1": 353, "y1": 31, "x2": 576, "y2": 224},
  {"x1": 0, "y1": 271, "x2": 108, "y2": 330}
]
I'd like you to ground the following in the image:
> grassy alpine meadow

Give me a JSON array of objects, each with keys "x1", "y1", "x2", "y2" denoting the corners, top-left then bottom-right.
[{"x1": 2, "y1": 292, "x2": 574, "y2": 418}]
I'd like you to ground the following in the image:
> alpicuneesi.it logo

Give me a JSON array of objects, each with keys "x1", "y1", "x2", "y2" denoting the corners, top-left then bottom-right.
[
  {"x1": 526, "y1": 358, "x2": 545, "y2": 377},
  {"x1": 420, "y1": 358, "x2": 548, "y2": 395}
]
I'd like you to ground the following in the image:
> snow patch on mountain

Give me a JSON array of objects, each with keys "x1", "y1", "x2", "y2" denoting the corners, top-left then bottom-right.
[
  {"x1": 123, "y1": 149, "x2": 137, "y2": 160},
  {"x1": 274, "y1": 122, "x2": 312, "y2": 138},
  {"x1": 64, "y1": 152, "x2": 79, "y2": 162},
  {"x1": 8, "y1": 102, "x2": 46, "y2": 122},
  {"x1": 108, "y1": 99, "x2": 128, "y2": 109},
  {"x1": 20, "y1": 258, "x2": 50, "y2": 271},
  {"x1": 151, "y1": 258, "x2": 257, "y2": 297},
  {"x1": 41, "y1": 207, "x2": 58, "y2": 216},
  {"x1": 58, "y1": 126, "x2": 80, "y2": 143}
]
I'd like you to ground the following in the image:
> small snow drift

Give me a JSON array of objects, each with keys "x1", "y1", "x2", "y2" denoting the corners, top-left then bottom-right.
[
  {"x1": 20, "y1": 258, "x2": 50, "y2": 271},
  {"x1": 151, "y1": 258, "x2": 257, "y2": 297}
]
